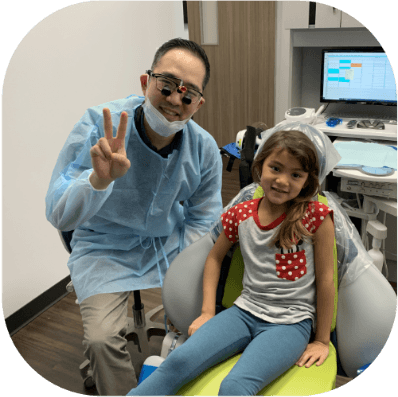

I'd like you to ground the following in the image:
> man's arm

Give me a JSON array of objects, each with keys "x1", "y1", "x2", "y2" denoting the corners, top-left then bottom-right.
[
  {"x1": 45, "y1": 108, "x2": 129, "y2": 231},
  {"x1": 181, "y1": 141, "x2": 223, "y2": 249}
]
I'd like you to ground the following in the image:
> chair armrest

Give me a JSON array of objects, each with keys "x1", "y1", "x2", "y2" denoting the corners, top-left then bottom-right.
[
  {"x1": 336, "y1": 264, "x2": 396, "y2": 378},
  {"x1": 162, "y1": 233, "x2": 214, "y2": 337}
]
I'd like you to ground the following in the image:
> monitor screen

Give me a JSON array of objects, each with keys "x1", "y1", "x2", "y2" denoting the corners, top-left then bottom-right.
[{"x1": 321, "y1": 48, "x2": 397, "y2": 105}]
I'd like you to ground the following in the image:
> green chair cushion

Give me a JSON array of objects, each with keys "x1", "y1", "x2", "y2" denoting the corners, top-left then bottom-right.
[{"x1": 178, "y1": 341, "x2": 337, "y2": 396}]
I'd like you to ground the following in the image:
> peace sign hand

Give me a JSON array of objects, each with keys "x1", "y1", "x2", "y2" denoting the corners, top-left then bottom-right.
[{"x1": 89, "y1": 108, "x2": 131, "y2": 190}]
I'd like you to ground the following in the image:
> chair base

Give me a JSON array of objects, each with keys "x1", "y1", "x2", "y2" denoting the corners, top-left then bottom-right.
[{"x1": 125, "y1": 304, "x2": 167, "y2": 356}]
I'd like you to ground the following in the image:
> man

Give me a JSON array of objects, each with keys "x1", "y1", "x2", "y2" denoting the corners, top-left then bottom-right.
[{"x1": 46, "y1": 38, "x2": 223, "y2": 395}]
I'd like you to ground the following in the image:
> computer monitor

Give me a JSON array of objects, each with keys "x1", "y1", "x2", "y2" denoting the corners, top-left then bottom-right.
[{"x1": 320, "y1": 47, "x2": 397, "y2": 106}]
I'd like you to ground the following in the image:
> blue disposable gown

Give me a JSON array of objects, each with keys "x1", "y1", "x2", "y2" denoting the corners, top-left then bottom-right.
[{"x1": 46, "y1": 95, "x2": 223, "y2": 303}]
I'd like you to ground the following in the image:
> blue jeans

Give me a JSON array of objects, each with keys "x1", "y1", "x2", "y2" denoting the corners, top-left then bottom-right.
[{"x1": 127, "y1": 305, "x2": 312, "y2": 396}]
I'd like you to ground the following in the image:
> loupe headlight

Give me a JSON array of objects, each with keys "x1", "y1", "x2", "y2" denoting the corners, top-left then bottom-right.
[{"x1": 161, "y1": 84, "x2": 192, "y2": 105}]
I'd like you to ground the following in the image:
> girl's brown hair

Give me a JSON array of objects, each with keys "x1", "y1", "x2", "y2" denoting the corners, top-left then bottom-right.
[{"x1": 252, "y1": 130, "x2": 320, "y2": 249}]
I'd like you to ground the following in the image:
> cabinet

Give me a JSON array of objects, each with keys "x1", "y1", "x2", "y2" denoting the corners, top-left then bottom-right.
[{"x1": 283, "y1": 1, "x2": 364, "y2": 29}]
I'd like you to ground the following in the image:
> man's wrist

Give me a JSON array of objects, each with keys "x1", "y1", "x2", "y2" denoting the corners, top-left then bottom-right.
[{"x1": 89, "y1": 172, "x2": 113, "y2": 190}]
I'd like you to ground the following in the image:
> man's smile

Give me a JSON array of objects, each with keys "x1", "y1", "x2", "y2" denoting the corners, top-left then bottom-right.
[{"x1": 160, "y1": 106, "x2": 180, "y2": 117}]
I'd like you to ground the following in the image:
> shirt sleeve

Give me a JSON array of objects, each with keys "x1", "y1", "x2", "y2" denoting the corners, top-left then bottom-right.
[
  {"x1": 302, "y1": 201, "x2": 334, "y2": 234},
  {"x1": 221, "y1": 205, "x2": 240, "y2": 244}
]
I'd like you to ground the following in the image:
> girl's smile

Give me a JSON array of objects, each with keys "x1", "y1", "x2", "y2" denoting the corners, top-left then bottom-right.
[{"x1": 271, "y1": 186, "x2": 288, "y2": 194}]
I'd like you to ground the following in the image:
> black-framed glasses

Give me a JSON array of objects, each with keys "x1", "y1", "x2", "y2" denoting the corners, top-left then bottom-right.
[{"x1": 146, "y1": 70, "x2": 203, "y2": 105}]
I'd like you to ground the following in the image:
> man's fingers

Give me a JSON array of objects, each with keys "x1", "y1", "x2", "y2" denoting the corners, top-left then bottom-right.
[
  {"x1": 116, "y1": 111, "x2": 128, "y2": 143},
  {"x1": 103, "y1": 108, "x2": 113, "y2": 140},
  {"x1": 103, "y1": 108, "x2": 128, "y2": 145},
  {"x1": 111, "y1": 153, "x2": 131, "y2": 169},
  {"x1": 97, "y1": 137, "x2": 113, "y2": 160},
  {"x1": 90, "y1": 144, "x2": 107, "y2": 161}
]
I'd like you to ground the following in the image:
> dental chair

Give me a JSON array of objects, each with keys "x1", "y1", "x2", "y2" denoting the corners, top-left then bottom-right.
[
  {"x1": 59, "y1": 230, "x2": 167, "y2": 388},
  {"x1": 142, "y1": 122, "x2": 397, "y2": 395}
]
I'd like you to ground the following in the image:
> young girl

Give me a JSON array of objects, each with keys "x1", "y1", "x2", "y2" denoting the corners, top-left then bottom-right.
[{"x1": 128, "y1": 130, "x2": 335, "y2": 396}]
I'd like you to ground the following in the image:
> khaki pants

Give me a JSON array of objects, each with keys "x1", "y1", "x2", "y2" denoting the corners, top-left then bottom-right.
[{"x1": 79, "y1": 292, "x2": 137, "y2": 395}]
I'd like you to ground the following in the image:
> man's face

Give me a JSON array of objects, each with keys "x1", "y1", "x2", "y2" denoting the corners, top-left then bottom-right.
[{"x1": 141, "y1": 48, "x2": 206, "y2": 123}]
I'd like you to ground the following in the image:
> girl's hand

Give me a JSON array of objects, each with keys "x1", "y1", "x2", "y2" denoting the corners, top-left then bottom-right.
[
  {"x1": 188, "y1": 313, "x2": 214, "y2": 336},
  {"x1": 296, "y1": 341, "x2": 329, "y2": 368}
]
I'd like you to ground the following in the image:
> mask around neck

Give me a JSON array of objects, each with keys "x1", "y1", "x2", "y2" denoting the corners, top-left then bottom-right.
[{"x1": 142, "y1": 97, "x2": 191, "y2": 137}]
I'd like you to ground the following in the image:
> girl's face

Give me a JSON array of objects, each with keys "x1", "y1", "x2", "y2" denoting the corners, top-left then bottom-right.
[{"x1": 260, "y1": 148, "x2": 309, "y2": 210}]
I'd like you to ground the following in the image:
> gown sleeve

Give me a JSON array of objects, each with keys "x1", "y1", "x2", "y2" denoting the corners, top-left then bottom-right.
[
  {"x1": 45, "y1": 106, "x2": 115, "y2": 231},
  {"x1": 181, "y1": 141, "x2": 223, "y2": 249}
]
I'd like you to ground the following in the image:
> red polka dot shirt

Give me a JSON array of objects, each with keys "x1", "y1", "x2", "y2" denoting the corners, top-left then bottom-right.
[{"x1": 221, "y1": 198, "x2": 333, "y2": 325}]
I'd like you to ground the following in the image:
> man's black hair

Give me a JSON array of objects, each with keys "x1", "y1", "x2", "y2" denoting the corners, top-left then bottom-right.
[{"x1": 151, "y1": 38, "x2": 210, "y2": 91}]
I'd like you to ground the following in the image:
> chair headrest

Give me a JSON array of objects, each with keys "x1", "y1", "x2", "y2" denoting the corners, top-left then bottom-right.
[{"x1": 255, "y1": 122, "x2": 341, "y2": 184}]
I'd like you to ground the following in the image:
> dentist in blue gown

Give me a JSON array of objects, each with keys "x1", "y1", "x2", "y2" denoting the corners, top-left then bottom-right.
[{"x1": 45, "y1": 38, "x2": 223, "y2": 395}]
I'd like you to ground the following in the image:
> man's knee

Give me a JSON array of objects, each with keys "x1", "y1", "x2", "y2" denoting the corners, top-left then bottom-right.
[{"x1": 83, "y1": 322, "x2": 126, "y2": 355}]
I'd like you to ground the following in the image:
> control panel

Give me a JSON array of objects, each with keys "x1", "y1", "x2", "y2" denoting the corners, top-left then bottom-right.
[{"x1": 340, "y1": 178, "x2": 397, "y2": 199}]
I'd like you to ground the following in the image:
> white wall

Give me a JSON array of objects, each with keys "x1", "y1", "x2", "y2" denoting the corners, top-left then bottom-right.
[{"x1": 2, "y1": 1, "x2": 188, "y2": 319}]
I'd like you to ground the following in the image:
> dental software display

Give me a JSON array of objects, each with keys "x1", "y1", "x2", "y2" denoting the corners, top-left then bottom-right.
[{"x1": 321, "y1": 47, "x2": 397, "y2": 106}]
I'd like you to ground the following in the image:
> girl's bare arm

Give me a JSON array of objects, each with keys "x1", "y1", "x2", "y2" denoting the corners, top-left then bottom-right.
[
  {"x1": 297, "y1": 214, "x2": 335, "y2": 367},
  {"x1": 188, "y1": 232, "x2": 233, "y2": 335}
]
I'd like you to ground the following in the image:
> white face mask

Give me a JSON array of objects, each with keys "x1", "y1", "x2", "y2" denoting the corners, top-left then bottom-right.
[{"x1": 142, "y1": 96, "x2": 191, "y2": 137}]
